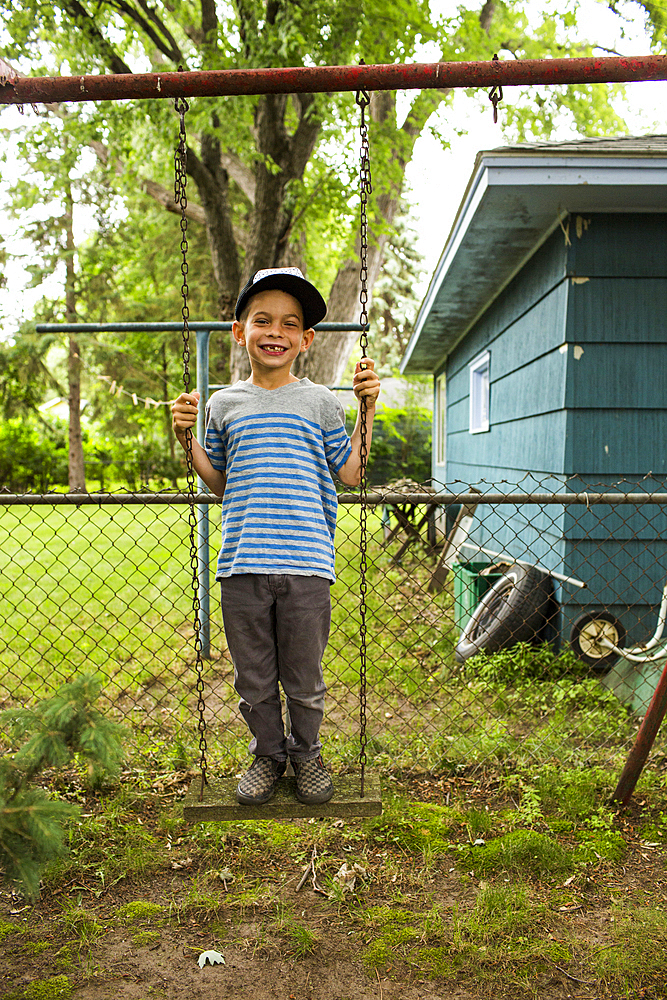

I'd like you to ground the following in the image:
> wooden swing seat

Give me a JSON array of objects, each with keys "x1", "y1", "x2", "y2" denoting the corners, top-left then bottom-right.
[{"x1": 183, "y1": 772, "x2": 382, "y2": 822}]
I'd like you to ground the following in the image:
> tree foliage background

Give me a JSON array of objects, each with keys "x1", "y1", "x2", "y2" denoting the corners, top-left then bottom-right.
[{"x1": 0, "y1": 0, "x2": 663, "y2": 486}]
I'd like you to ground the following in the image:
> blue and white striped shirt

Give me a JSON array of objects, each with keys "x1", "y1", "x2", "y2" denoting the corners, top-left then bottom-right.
[{"x1": 205, "y1": 379, "x2": 352, "y2": 582}]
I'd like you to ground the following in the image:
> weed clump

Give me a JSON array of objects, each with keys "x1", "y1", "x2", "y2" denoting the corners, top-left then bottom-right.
[
  {"x1": 596, "y1": 906, "x2": 667, "y2": 993},
  {"x1": 575, "y1": 830, "x2": 626, "y2": 864},
  {"x1": 361, "y1": 886, "x2": 560, "y2": 982},
  {"x1": 362, "y1": 908, "x2": 420, "y2": 971},
  {"x1": 281, "y1": 922, "x2": 318, "y2": 958},
  {"x1": 365, "y1": 797, "x2": 452, "y2": 854},
  {"x1": 462, "y1": 643, "x2": 585, "y2": 684},
  {"x1": 462, "y1": 830, "x2": 571, "y2": 878},
  {"x1": 60, "y1": 906, "x2": 106, "y2": 948},
  {"x1": 534, "y1": 765, "x2": 611, "y2": 821}
]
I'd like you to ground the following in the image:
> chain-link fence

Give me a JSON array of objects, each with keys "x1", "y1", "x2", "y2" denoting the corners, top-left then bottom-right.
[{"x1": 1, "y1": 480, "x2": 665, "y2": 775}]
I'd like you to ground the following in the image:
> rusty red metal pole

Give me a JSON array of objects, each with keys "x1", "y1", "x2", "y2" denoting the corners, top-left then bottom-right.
[
  {"x1": 611, "y1": 657, "x2": 667, "y2": 807},
  {"x1": 0, "y1": 55, "x2": 666, "y2": 105}
]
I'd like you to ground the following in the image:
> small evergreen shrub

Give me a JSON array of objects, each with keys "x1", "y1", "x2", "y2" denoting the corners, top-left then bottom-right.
[{"x1": 0, "y1": 675, "x2": 125, "y2": 899}]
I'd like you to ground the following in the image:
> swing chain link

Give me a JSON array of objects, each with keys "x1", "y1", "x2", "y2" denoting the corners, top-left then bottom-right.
[
  {"x1": 355, "y1": 83, "x2": 372, "y2": 798},
  {"x1": 174, "y1": 94, "x2": 209, "y2": 799}
]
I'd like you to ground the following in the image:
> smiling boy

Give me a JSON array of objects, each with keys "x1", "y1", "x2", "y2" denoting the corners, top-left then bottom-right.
[{"x1": 171, "y1": 267, "x2": 380, "y2": 806}]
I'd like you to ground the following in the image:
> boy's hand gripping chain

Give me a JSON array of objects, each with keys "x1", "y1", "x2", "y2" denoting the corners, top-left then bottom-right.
[
  {"x1": 355, "y1": 84, "x2": 372, "y2": 798},
  {"x1": 174, "y1": 95, "x2": 209, "y2": 800}
]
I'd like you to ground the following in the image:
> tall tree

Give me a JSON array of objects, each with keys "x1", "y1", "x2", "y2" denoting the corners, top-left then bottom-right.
[
  {"x1": 2, "y1": 119, "x2": 93, "y2": 486},
  {"x1": 1, "y1": 0, "x2": 645, "y2": 385},
  {"x1": 64, "y1": 177, "x2": 85, "y2": 490}
]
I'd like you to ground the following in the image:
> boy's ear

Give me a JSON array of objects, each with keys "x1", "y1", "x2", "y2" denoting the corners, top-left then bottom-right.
[
  {"x1": 300, "y1": 328, "x2": 315, "y2": 352},
  {"x1": 232, "y1": 320, "x2": 246, "y2": 346}
]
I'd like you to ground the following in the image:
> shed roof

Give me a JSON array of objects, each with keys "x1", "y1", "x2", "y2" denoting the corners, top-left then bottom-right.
[{"x1": 400, "y1": 134, "x2": 667, "y2": 374}]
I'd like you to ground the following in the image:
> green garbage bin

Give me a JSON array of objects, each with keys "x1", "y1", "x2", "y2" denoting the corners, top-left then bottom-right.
[{"x1": 452, "y1": 561, "x2": 503, "y2": 633}]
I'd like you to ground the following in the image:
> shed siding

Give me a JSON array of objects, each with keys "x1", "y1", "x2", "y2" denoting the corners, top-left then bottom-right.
[
  {"x1": 436, "y1": 226, "x2": 569, "y2": 490},
  {"x1": 561, "y1": 215, "x2": 667, "y2": 640},
  {"x1": 430, "y1": 210, "x2": 667, "y2": 647},
  {"x1": 566, "y1": 278, "x2": 667, "y2": 344},
  {"x1": 565, "y1": 343, "x2": 667, "y2": 409},
  {"x1": 569, "y1": 213, "x2": 667, "y2": 278}
]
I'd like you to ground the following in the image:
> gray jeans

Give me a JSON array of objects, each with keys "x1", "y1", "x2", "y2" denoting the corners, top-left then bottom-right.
[{"x1": 219, "y1": 574, "x2": 331, "y2": 763}]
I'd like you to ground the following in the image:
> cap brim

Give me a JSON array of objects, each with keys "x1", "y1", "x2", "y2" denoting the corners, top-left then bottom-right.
[{"x1": 236, "y1": 273, "x2": 327, "y2": 328}]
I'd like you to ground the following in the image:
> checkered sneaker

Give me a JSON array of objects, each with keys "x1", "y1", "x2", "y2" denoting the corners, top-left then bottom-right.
[
  {"x1": 293, "y1": 756, "x2": 334, "y2": 805},
  {"x1": 236, "y1": 756, "x2": 286, "y2": 805}
]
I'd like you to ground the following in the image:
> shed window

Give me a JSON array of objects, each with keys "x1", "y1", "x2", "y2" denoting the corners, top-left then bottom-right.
[
  {"x1": 436, "y1": 374, "x2": 446, "y2": 466},
  {"x1": 469, "y1": 351, "x2": 490, "y2": 434}
]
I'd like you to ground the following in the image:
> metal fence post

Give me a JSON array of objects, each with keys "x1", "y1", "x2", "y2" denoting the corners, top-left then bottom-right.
[{"x1": 196, "y1": 328, "x2": 212, "y2": 659}]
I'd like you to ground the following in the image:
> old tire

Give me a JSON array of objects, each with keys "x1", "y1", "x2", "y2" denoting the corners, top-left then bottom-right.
[
  {"x1": 570, "y1": 611, "x2": 626, "y2": 671},
  {"x1": 455, "y1": 563, "x2": 554, "y2": 663}
]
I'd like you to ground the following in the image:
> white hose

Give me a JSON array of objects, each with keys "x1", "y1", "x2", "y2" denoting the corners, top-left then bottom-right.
[{"x1": 597, "y1": 637, "x2": 667, "y2": 663}]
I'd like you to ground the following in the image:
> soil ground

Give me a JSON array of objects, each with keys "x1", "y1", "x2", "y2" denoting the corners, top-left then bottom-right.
[{"x1": 2, "y1": 772, "x2": 667, "y2": 1000}]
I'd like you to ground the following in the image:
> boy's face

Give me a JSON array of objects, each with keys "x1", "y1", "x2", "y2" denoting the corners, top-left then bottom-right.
[{"x1": 232, "y1": 289, "x2": 315, "y2": 376}]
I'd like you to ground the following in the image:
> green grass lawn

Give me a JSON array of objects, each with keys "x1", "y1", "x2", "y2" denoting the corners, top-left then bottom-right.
[
  {"x1": 0, "y1": 503, "x2": 205, "y2": 702},
  {"x1": 0, "y1": 500, "x2": 650, "y2": 776}
]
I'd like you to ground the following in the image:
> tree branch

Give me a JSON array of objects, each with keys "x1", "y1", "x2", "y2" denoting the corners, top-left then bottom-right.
[
  {"x1": 186, "y1": 144, "x2": 242, "y2": 314},
  {"x1": 105, "y1": 0, "x2": 185, "y2": 65},
  {"x1": 480, "y1": 0, "x2": 496, "y2": 34},
  {"x1": 200, "y1": 0, "x2": 218, "y2": 46},
  {"x1": 401, "y1": 88, "x2": 450, "y2": 142},
  {"x1": 288, "y1": 93, "x2": 321, "y2": 178},
  {"x1": 220, "y1": 152, "x2": 256, "y2": 204},
  {"x1": 233, "y1": 0, "x2": 256, "y2": 60},
  {"x1": 141, "y1": 176, "x2": 248, "y2": 249},
  {"x1": 137, "y1": 0, "x2": 186, "y2": 61},
  {"x1": 61, "y1": 0, "x2": 133, "y2": 74},
  {"x1": 140, "y1": 178, "x2": 207, "y2": 225}
]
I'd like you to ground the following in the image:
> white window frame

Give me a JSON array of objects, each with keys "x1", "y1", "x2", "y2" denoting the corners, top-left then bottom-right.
[
  {"x1": 436, "y1": 374, "x2": 447, "y2": 466},
  {"x1": 468, "y1": 350, "x2": 490, "y2": 434}
]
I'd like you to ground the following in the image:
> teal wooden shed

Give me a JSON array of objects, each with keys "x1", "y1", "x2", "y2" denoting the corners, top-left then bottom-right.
[{"x1": 400, "y1": 135, "x2": 667, "y2": 647}]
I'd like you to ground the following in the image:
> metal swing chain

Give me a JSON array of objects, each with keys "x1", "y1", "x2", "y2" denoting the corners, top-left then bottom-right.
[
  {"x1": 355, "y1": 83, "x2": 372, "y2": 798},
  {"x1": 174, "y1": 94, "x2": 209, "y2": 799}
]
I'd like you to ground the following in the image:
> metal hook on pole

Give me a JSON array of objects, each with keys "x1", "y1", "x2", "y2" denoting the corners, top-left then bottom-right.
[{"x1": 488, "y1": 53, "x2": 504, "y2": 124}]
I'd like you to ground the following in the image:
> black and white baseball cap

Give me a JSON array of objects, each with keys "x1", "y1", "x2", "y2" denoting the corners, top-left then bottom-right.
[{"x1": 235, "y1": 267, "x2": 327, "y2": 329}]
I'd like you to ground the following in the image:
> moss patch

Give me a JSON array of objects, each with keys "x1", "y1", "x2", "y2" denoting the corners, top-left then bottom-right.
[
  {"x1": 116, "y1": 900, "x2": 165, "y2": 925},
  {"x1": 22, "y1": 941, "x2": 52, "y2": 956},
  {"x1": 132, "y1": 929, "x2": 161, "y2": 947},
  {"x1": 19, "y1": 976, "x2": 73, "y2": 1000},
  {"x1": 0, "y1": 919, "x2": 21, "y2": 942}
]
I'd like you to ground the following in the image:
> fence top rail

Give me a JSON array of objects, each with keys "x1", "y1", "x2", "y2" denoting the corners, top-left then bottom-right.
[
  {"x1": 1, "y1": 56, "x2": 666, "y2": 105},
  {"x1": 2, "y1": 491, "x2": 667, "y2": 506},
  {"x1": 35, "y1": 322, "x2": 364, "y2": 333}
]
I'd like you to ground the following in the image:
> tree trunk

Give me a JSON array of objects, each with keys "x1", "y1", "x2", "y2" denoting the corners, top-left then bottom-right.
[
  {"x1": 292, "y1": 89, "x2": 445, "y2": 386},
  {"x1": 64, "y1": 186, "x2": 86, "y2": 492}
]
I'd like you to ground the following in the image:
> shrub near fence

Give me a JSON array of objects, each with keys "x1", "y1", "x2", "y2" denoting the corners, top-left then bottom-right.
[{"x1": 0, "y1": 481, "x2": 665, "y2": 777}]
